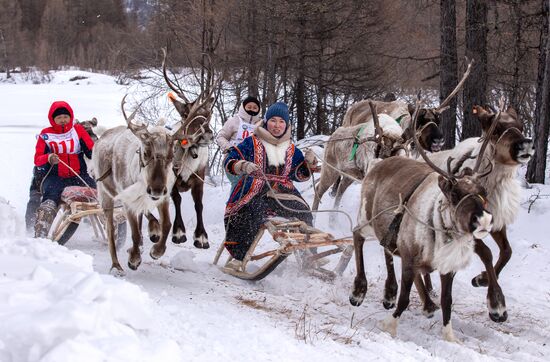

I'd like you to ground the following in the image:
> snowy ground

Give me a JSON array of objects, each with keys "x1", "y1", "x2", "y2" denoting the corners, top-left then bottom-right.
[{"x1": 1, "y1": 71, "x2": 549, "y2": 361}]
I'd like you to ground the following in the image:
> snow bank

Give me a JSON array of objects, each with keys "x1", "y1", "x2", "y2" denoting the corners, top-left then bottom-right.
[{"x1": 0, "y1": 234, "x2": 182, "y2": 362}]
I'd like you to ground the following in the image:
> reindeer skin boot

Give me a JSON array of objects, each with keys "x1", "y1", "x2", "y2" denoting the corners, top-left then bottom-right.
[{"x1": 34, "y1": 200, "x2": 58, "y2": 238}]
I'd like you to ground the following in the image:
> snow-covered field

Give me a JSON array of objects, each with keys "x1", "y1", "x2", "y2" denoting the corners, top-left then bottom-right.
[{"x1": 1, "y1": 71, "x2": 549, "y2": 361}]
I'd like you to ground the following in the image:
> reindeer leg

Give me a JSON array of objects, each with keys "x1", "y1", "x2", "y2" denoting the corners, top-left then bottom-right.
[
  {"x1": 473, "y1": 239, "x2": 507, "y2": 322},
  {"x1": 414, "y1": 274, "x2": 438, "y2": 318},
  {"x1": 423, "y1": 273, "x2": 436, "y2": 297},
  {"x1": 329, "y1": 176, "x2": 341, "y2": 198},
  {"x1": 145, "y1": 212, "x2": 161, "y2": 243},
  {"x1": 191, "y1": 177, "x2": 209, "y2": 249},
  {"x1": 383, "y1": 249, "x2": 398, "y2": 309},
  {"x1": 381, "y1": 263, "x2": 415, "y2": 337},
  {"x1": 171, "y1": 186, "x2": 187, "y2": 244},
  {"x1": 127, "y1": 210, "x2": 143, "y2": 270},
  {"x1": 103, "y1": 197, "x2": 124, "y2": 276},
  {"x1": 312, "y1": 165, "x2": 338, "y2": 224},
  {"x1": 330, "y1": 177, "x2": 353, "y2": 227},
  {"x1": 349, "y1": 229, "x2": 368, "y2": 306},
  {"x1": 472, "y1": 228, "x2": 512, "y2": 286},
  {"x1": 440, "y1": 272, "x2": 459, "y2": 343},
  {"x1": 150, "y1": 199, "x2": 171, "y2": 259}
]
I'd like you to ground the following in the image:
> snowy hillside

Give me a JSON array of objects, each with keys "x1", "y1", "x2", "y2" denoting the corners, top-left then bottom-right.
[{"x1": 1, "y1": 71, "x2": 549, "y2": 361}]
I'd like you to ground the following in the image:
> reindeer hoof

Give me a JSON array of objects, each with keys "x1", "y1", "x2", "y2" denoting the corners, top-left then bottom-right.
[
  {"x1": 193, "y1": 235, "x2": 210, "y2": 249},
  {"x1": 150, "y1": 244, "x2": 166, "y2": 260},
  {"x1": 383, "y1": 298, "x2": 396, "y2": 310},
  {"x1": 109, "y1": 266, "x2": 126, "y2": 277},
  {"x1": 423, "y1": 302, "x2": 439, "y2": 318},
  {"x1": 472, "y1": 273, "x2": 489, "y2": 287},
  {"x1": 489, "y1": 310, "x2": 508, "y2": 323},
  {"x1": 349, "y1": 293, "x2": 365, "y2": 307},
  {"x1": 128, "y1": 258, "x2": 141, "y2": 271},
  {"x1": 172, "y1": 233, "x2": 187, "y2": 244}
]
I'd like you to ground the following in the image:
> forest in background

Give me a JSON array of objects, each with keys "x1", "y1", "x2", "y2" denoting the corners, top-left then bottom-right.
[{"x1": 0, "y1": 0, "x2": 549, "y2": 182}]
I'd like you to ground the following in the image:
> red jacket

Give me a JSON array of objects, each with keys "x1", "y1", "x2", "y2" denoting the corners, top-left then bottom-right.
[{"x1": 34, "y1": 101, "x2": 94, "y2": 178}]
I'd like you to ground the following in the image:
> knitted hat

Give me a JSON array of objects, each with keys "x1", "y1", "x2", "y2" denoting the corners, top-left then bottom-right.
[
  {"x1": 242, "y1": 95, "x2": 261, "y2": 109},
  {"x1": 265, "y1": 102, "x2": 289, "y2": 124},
  {"x1": 52, "y1": 107, "x2": 71, "y2": 119}
]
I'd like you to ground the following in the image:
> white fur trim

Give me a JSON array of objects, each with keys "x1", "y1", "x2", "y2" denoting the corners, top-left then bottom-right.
[{"x1": 260, "y1": 139, "x2": 290, "y2": 166}]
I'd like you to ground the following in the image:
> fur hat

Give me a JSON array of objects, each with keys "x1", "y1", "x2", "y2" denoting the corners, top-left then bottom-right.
[{"x1": 264, "y1": 102, "x2": 289, "y2": 124}]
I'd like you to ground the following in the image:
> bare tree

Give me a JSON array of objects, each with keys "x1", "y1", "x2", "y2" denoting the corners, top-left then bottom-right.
[
  {"x1": 440, "y1": 0, "x2": 458, "y2": 149},
  {"x1": 462, "y1": 0, "x2": 488, "y2": 139},
  {"x1": 527, "y1": 0, "x2": 550, "y2": 183}
]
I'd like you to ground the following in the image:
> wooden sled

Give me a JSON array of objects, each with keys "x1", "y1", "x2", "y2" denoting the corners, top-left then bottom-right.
[
  {"x1": 213, "y1": 218, "x2": 354, "y2": 281},
  {"x1": 51, "y1": 186, "x2": 126, "y2": 248}
]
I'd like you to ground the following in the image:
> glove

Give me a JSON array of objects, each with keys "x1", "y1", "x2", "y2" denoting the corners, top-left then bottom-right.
[
  {"x1": 233, "y1": 160, "x2": 260, "y2": 175},
  {"x1": 303, "y1": 149, "x2": 317, "y2": 166},
  {"x1": 48, "y1": 154, "x2": 60, "y2": 165}
]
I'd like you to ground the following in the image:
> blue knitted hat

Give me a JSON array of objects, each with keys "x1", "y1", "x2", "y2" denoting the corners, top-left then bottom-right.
[{"x1": 264, "y1": 102, "x2": 289, "y2": 125}]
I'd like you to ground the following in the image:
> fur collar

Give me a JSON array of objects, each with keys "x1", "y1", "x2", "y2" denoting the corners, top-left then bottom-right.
[{"x1": 254, "y1": 125, "x2": 292, "y2": 166}]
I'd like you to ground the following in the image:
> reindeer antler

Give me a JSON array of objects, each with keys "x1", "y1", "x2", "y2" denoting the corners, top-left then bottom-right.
[
  {"x1": 472, "y1": 96, "x2": 503, "y2": 174},
  {"x1": 121, "y1": 94, "x2": 146, "y2": 133},
  {"x1": 412, "y1": 100, "x2": 454, "y2": 180},
  {"x1": 436, "y1": 58, "x2": 474, "y2": 112},
  {"x1": 367, "y1": 101, "x2": 384, "y2": 143},
  {"x1": 162, "y1": 48, "x2": 190, "y2": 103}
]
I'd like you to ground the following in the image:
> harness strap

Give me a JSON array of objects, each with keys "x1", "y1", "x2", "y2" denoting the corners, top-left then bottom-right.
[
  {"x1": 380, "y1": 172, "x2": 432, "y2": 252},
  {"x1": 96, "y1": 167, "x2": 112, "y2": 182},
  {"x1": 348, "y1": 125, "x2": 367, "y2": 161}
]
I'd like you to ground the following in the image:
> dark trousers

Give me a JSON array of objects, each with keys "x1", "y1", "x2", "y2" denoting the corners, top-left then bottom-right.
[
  {"x1": 224, "y1": 194, "x2": 313, "y2": 261},
  {"x1": 41, "y1": 172, "x2": 96, "y2": 205}
]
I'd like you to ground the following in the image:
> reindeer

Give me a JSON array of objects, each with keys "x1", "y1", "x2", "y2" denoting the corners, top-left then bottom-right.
[
  {"x1": 93, "y1": 97, "x2": 176, "y2": 275},
  {"x1": 323, "y1": 63, "x2": 472, "y2": 215},
  {"x1": 417, "y1": 101, "x2": 534, "y2": 318},
  {"x1": 144, "y1": 49, "x2": 215, "y2": 249},
  {"x1": 312, "y1": 102, "x2": 405, "y2": 220},
  {"x1": 350, "y1": 103, "x2": 495, "y2": 342}
]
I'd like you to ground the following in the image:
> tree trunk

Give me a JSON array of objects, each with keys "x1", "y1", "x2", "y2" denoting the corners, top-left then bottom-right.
[
  {"x1": 440, "y1": 0, "x2": 458, "y2": 149},
  {"x1": 462, "y1": 0, "x2": 488, "y2": 139},
  {"x1": 527, "y1": 0, "x2": 550, "y2": 184}
]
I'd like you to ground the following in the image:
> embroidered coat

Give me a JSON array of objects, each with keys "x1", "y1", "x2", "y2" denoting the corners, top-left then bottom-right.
[{"x1": 224, "y1": 135, "x2": 311, "y2": 217}]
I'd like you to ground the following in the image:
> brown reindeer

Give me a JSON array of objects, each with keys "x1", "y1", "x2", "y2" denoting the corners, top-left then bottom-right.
[
  {"x1": 93, "y1": 97, "x2": 176, "y2": 275},
  {"x1": 145, "y1": 49, "x2": 215, "y2": 249},
  {"x1": 312, "y1": 102, "x2": 405, "y2": 223},
  {"x1": 350, "y1": 103, "x2": 495, "y2": 342}
]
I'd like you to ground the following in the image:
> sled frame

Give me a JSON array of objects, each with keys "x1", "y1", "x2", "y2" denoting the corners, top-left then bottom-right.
[{"x1": 213, "y1": 218, "x2": 354, "y2": 281}]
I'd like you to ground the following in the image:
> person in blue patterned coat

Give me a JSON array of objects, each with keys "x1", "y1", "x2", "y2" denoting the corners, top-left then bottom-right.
[{"x1": 222, "y1": 102, "x2": 317, "y2": 271}]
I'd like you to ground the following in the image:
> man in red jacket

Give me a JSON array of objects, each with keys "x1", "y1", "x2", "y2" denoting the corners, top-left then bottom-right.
[{"x1": 33, "y1": 101, "x2": 96, "y2": 238}]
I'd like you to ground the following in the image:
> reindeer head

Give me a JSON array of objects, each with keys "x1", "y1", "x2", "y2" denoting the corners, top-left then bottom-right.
[
  {"x1": 162, "y1": 48, "x2": 215, "y2": 161},
  {"x1": 403, "y1": 107, "x2": 444, "y2": 153},
  {"x1": 473, "y1": 105, "x2": 534, "y2": 165},
  {"x1": 75, "y1": 117, "x2": 99, "y2": 142},
  {"x1": 122, "y1": 96, "x2": 174, "y2": 200},
  {"x1": 412, "y1": 100, "x2": 493, "y2": 239}
]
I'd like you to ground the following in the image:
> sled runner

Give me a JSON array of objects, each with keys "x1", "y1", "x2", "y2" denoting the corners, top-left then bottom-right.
[
  {"x1": 213, "y1": 217, "x2": 353, "y2": 281},
  {"x1": 50, "y1": 186, "x2": 126, "y2": 248}
]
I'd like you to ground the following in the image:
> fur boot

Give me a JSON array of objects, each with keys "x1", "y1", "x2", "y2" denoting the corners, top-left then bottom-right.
[{"x1": 34, "y1": 200, "x2": 57, "y2": 238}]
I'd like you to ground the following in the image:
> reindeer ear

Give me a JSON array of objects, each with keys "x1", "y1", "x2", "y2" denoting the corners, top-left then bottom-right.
[
  {"x1": 473, "y1": 105, "x2": 494, "y2": 130},
  {"x1": 171, "y1": 98, "x2": 192, "y2": 118},
  {"x1": 90, "y1": 117, "x2": 98, "y2": 126},
  {"x1": 506, "y1": 107, "x2": 518, "y2": 120},
  {"x1": 438, "y1": 175, "x2": 453, "y2": 195}
]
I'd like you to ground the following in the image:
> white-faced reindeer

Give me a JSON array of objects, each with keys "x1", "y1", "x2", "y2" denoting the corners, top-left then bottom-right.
[
  {"x1": 421, "y1": 101, "x2": 534, "y2": 314},
  {"x1": 93, "y1": 97, "x2": 176, "y2": 275},
  {"x1": 312, "y1": 102, "x2": 405, "y2": 218},
  {"x1": 144, "y1": 50, "x2": 215, "y2": 249},
  {"x1": 350, "y1": 103, "x2": 496, "y2": 342}
]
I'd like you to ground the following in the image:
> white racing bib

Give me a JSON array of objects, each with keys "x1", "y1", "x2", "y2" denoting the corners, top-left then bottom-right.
[
  {"x1": 232, "y1": 118, "x2": 257, "y2": 146},
  {"x1": 41, "y1": 128, "x2": 81, "y2": 154}
]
